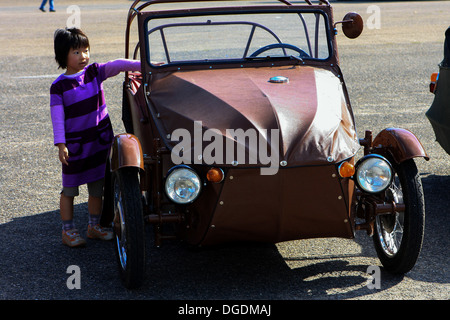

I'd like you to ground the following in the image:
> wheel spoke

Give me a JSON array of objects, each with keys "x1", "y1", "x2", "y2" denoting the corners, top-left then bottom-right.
[
  {"x1": 373, "y1": 159, "x2": 424, "y2": 274},
  {"x1": 376, "y1": 172, "x2": 406, "y2": 257}
]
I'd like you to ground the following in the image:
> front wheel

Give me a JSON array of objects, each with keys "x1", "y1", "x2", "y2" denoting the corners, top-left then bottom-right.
[
  {"x1": 373, "y1": 159, "x2": 425, "y2": 274},
  {"x1": 112, "y1": 167, "x2": 145, "y2": 289}
]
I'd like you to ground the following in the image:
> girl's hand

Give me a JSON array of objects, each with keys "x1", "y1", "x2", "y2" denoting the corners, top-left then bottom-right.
[{"x1": 57, "y1": 143, "x2": 69, "y2": 165}]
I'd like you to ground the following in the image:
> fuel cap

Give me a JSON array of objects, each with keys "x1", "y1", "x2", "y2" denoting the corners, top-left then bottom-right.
[{"x1": 269, "y1": 76, "x2": 289, "y2": 83}]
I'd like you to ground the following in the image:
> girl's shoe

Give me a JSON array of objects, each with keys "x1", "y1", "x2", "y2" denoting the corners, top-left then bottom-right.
[
  {"x1": 87, "y1": 224, "x2": 113, "y2": 241},
  {"x1": 62, "y1": 229, "x2": 87, "y2": 247}
]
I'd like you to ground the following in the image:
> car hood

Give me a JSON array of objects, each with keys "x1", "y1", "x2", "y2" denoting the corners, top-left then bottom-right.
[{"x1": 148, "y1": 65, "x2": 360, "y2": 170}]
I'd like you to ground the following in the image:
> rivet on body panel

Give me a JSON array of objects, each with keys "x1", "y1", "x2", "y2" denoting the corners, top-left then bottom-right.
[
  {"x1": 219, "y1": 201, "x2": 224, "y2": 205},
  {"x1": 280, "y1": 160, "x2": 287, "y2": 166},
  {"x1": 338, "y1": 196, "x2": 343, "y2": 200}
]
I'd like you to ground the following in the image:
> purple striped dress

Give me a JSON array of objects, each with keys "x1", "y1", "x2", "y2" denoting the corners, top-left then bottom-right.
[{"x1": 50, "y1": 59, "x2": 140, "y2": 188}]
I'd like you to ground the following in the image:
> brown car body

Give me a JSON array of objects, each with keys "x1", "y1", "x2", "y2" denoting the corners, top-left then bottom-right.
[{"x1": 102, "y1": 0, "x2": 428, "y2": 288}]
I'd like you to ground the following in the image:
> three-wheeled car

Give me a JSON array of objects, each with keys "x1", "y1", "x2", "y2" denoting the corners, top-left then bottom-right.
[{"x1": 101, "y1": 0, "x2": 428, "y2": 289}]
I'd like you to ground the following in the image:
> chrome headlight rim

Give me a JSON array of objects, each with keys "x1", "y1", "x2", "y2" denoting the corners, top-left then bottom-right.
[
  {"x1": 354, "y1": 154, "x2": 394, "y2": 194},
  {"x1": 164, "y1": 165, "x2": 202, "y2": 204}
]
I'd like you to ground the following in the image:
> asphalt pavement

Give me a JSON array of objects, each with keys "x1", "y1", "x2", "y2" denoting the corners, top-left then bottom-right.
[{"x1": 0, "y1": 0, "x2": 448, "y2": 305}]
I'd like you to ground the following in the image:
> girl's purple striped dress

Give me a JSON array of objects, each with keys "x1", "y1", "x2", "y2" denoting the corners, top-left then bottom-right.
[{"x1": 50, "y1": 59, "x2": 140, "y2": 188}]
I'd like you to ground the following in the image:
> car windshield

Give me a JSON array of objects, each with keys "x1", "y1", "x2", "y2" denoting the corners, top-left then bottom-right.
[{"x1": 145, "y1": 9, "x2": 331, "y2": 67}]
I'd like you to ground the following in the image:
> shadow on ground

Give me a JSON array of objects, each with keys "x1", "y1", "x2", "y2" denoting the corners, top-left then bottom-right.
[{"x1": 0, "y1": 174, "x2": 447, "y2": 300}]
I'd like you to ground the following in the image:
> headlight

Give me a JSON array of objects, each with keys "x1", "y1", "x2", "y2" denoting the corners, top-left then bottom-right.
[
  {"x1": 165, "y1": 166, "x2": 201, "y2": 204},
  {"x1": 355, "y1": 154, "x2": 393, "y2": 193}
]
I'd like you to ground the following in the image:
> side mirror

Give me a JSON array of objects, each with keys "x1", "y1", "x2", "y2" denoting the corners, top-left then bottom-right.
[{"x1": 336, "y1": 12, "x2": 364, "y2": 39}]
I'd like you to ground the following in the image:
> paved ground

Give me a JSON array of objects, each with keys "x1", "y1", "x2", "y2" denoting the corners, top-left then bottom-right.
[{"x1": 0, "y1": 0, "x2": 448, "y2": 304}]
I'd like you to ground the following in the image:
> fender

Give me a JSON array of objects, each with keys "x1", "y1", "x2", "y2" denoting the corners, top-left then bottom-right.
[
  {"x1": 109, "y1": 133, "x2": 144, "y2": 172},
  {"x1": 371, "y1": 128, "x2": 430, "y2": 164}
]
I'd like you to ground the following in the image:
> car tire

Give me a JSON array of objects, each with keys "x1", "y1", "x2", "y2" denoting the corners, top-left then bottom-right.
[
  {"x1": 112, "y1": 167, "x2": 146, "y2": 289},
  {"x1": 373, "y1": 158, "x2": 425, "y2": 274}
]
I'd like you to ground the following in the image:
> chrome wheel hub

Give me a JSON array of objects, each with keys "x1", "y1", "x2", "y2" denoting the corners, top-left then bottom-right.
[{"x1": 376, "y1": 180, "x2": 405, "y2": 257}]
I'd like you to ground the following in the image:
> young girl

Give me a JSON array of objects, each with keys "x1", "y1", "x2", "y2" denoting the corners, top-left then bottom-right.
[{"x1": 50, "y1": 28, "x2": 141, "y2": 247}]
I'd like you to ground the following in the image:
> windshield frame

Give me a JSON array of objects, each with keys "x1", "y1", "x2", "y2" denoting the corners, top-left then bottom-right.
[{"x1": 139, "y1": 5, "x2": 335, "y2": 72}]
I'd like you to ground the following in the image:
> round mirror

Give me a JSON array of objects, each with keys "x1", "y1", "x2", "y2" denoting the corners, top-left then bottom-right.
[{"x1": 342, "y1": 12, "x2": 363, "y2": 39}]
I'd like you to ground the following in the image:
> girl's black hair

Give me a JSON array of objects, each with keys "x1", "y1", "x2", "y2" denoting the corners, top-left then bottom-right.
[{"x1": 54, "y1": 28, "x2": 90, "y2": 69}]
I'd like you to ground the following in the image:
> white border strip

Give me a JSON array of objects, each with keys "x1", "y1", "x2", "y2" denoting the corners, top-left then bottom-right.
[{"x1": 13, "y1": 75, "x2": 60, "y2": 79}]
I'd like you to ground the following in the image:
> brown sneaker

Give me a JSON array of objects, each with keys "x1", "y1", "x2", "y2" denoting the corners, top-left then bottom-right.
[
  {"x1": 87, "y1": 224, "x2": 113, "y2": 241},
  {"x1": 62, "y1": 229, "x2": 87, "y2": 247}
]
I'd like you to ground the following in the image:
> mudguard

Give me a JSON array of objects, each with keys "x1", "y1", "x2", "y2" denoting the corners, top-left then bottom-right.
[
  {"x1": 372, "y1": 128, "x2": 429, "y2": 164},
  {"x1": 109, "y1": 133, "x2": 144, "y2": 172}
]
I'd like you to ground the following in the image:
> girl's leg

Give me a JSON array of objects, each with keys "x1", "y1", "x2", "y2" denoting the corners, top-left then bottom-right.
[
  {"x1": 87, "y1": 178, "x2": 104, "y2": 225},
  {"x1": 60, "y1": 193, "x2": 75, "y2": 230},
  {"x1": 86, "y1": 179, "x2": 112, "y2": 240},
  {"x1": 87, "y1": 195, "x2": 112, "y2": 240},
  {"x1": 60, "y1": 188, "x2": 86, "y2": 247},
  {"x1": 87, "y1": 195, "x2": 103, "y2": 226}
]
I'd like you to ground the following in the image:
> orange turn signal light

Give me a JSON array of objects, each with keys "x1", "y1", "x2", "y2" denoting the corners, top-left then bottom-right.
[
  {"x1": 431, "y1": 72, "x2": 439, "y2": 82},
  {"x1": 338, "y1": 161, "x2": 355, "y2": 178},
  {"x1": 430, "y1": 72, "x2": 439, "y2": 93},
  {"x1": 206, "y1": 167, "x2": 224, "y2": 183}
]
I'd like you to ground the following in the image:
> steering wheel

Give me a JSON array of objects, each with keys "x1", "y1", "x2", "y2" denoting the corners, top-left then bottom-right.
[{"x1": 249, "y1": 43, "x2": 310, "y2": 58}]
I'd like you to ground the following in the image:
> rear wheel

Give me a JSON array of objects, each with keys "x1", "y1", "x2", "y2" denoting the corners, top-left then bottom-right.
[
  {"x1": 112, "y1": 167, "x2": 145, "y2": 289},
  {"x1": 373, "y1": 159, "x2": 425, "y2": 274}
]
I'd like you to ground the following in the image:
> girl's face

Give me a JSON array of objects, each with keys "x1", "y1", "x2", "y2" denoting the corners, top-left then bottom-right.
[{"x1": 65, "y1": 46, "x2": 90, "y2": 75}]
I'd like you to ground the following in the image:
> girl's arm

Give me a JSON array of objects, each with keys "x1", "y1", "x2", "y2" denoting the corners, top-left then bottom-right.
[
  {"x1": 50, "y1": 104, "x2": 69, "y2": 165},
  {"x1": 50, "y1": 104, "x2": 66, "y2": 145},
  {"x1": 101, "y1": 59, "x2": 141, "y2": 80}
]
